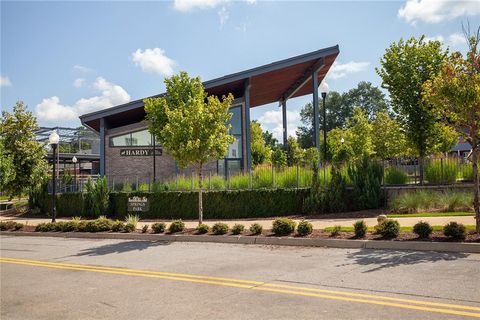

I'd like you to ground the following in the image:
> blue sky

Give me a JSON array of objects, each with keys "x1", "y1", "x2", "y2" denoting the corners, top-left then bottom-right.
[{"x1": 1, "y1": 0, "x2": 477, "y2": 141}]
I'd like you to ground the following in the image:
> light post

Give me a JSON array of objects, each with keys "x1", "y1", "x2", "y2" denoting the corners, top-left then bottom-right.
[
  {"x1": 319, "y1": 82, "x2": 329, "y2": 185},
  {"x1": 72, "y1": 156, "x2": 77, "y2": 192},
  {"x1": 49, "y1": 130, "x2": 60, "y2": 222}
]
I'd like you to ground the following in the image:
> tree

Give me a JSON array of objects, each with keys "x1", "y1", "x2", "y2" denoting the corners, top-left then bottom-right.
[
  {"x1": 285, "y1": 136, "x2": 304, "y2": 166},
  {"x1": 262, "y1": 130, "x2": 279, "y2": 150},
  {"x1": 371, "y1": 111, "x2": 407, "y2": 160},
  {"x1": 0, "y1": 101, "x2": 48, "y2": 199},
  {"x1": 344, "y1": 81, "x2": 389, "y2": 120},
  {"x1": 423, "y1": 27, "x2": 480, "y2": 232},
  {"x1": 271, "y1": 148, "x2": 287, "y2": 168},
  {"x1": 250, "y1": 120, "x2": 272, "y2": 166},
  {"x1": 377, "y1": 36, "x2": 448, "y2": 183},
  {"x1": 144, "y1": 72, "x2": 234, "y2": 224}
]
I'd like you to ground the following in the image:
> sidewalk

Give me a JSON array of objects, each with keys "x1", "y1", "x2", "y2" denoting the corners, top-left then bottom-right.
[{"x1": 0, "y1": 215, "x2": 475, "y2": 229}]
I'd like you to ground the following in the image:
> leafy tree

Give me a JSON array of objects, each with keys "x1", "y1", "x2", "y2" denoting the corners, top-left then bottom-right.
[
  {"x1": 250, "y1": 120, "x2": 271, "y2": 166},
  {"x1": 347, "y1": 108, "x2": 374, "y2": 158},
  {"x1": 428, "y1": 122, "x2": 459, "y2": 154},
  {"x1": 285, "y1": 136, "x2": 304, "y2": 166},
  {"x1": 371, "y1": 111, "x2": 407, "y2": 160},
  {"x1": 377, "y1": 36, "x2": 448, "y2": 183},
  {"x1": 344, "y1": 81, "x2": 389, "y2": 120},
  {"x1": 327, "y1": 127, "x2": 353, "y2": 164},
  {"x1": 271, "y1": 148, "x2": 287, "y2": 168},
  {"x1": 144, "y1": 72, "x2": 234, "y2": 224},
  {"x1": 0, "y1": 101, "x2": 48, "y2": 199},
  {"x1": 423, "y1": 28, "x2": 480, "y2": 232},
  {"x1": 262, "y1": 130, "x2": 279, "y2": 150},
  {"x1": 0, "y1": 139, "x2": 15, "y2": 192}
]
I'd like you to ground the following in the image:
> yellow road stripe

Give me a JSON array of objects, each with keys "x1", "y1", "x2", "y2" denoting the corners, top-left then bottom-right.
[{"x1": 1, "y1": 257, "x2": 479, "y2": 318}]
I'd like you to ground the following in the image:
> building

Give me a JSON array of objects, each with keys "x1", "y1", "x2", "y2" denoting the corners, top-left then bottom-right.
[{"x1": 79, "y1": 46, "x2": 340, "y2": 184}]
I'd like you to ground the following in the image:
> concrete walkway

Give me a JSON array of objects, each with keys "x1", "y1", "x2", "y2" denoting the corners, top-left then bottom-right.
[{"x1": 0, "y1": 215, "x2": 475, "y2": 229}]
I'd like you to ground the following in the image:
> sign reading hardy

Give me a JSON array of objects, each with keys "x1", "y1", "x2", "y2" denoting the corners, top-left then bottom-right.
[
  {"x1": 120, "y1": 149, "x2": 162, "y2": 157},
  {"x1": 127, "y1": 196, "x2": 149, "y2": 212}
]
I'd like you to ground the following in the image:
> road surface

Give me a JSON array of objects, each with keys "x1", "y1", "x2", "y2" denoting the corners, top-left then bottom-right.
[{"x1": 1, "y1": 235, "x2": 479, "y2": 319}]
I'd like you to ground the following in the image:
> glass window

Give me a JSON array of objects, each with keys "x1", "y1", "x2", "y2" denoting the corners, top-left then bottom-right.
[
  {"x1": 227, "y1": 136, "x2": 242, "y2": 159},
  {"x1": 228, "y1": 106, "x2": 242, "y2": 135},
  {"x1": 227, "y1": 160, "x2": 241, "y2": 176},
  {"x1": 131, "y1": 130, "x2": 152, "y2": 146},
  {"x1": 111, "y1": 134, "x2": 132, "y2": 147}
]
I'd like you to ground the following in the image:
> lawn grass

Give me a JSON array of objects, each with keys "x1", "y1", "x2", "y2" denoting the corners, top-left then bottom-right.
[
  {"x1": 323, "y1": 225, "x2": 476, "y2": 233},
  {"x1": 387, "y1": 212, "x2": 474, "y2": 218}
]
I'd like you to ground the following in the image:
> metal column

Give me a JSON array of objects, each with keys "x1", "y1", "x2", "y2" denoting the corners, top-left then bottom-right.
[
  {"x1": 244, "y1": 79, "x2": 252, "y2": 172},
  {"x1": 312, "y1": 70, "x2": 320, "y2": 151},
  {"x1": 99, "y1": 118, "x2": 106, "y2": 176},
  {"x1": 282, "y1": 99, "x2": 287, "y2": 147}
]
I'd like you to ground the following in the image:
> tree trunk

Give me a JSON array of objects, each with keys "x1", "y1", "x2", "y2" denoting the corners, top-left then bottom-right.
[
  {"x1": 472, "y1": 141, "x2": 479, "y2": 234},
  {"x1": 419, "y1": 156, "x2": 424, "y2": 185},
  {"x1": 198, "y1": 163, "x2": 203, "y2": 225}
]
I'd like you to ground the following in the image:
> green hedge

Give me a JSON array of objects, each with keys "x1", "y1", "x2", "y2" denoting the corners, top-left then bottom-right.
[
  {"x1": 32, "y1": 193, "x2": 86, "y2": 217},
  {"x1": 110, "y1": 189, "x2": 310, "y2": 220}
]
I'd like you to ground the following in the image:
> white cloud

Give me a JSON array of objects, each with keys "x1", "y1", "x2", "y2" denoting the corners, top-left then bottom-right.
[
  {"x1": 327, "y1": 61, "x2": 370, "y2": 80},
  {"x1": 423, "y1": 35, "x2": 444, "y2": 43},
  {"x1": 73, "y1": 78, "x2": 85, "y2": 88},
  {"x1": 398, "y1": 0, "x2": 480, "y2": 25},
  {"x1": 258, "y1": 110, "x2": 301, "y2": 141},
  {"x1": 36, "y1": 77, "x2": 130, "y2": 123},
  {"x1": 173, "y1": 0, "x2": 226, "y2": 11},
  {"x1": 218, "y1": 6, "x2": 229, "y2": 26},
  {"x1": 0, "y1": 76, "x2": 12, "y2": 87},
  {"x1": 448, "y1": 32, "x2": 467, "y2": 46},
  {"x1": 132, "y1": 48, "x2": 175, "y2": 76},
  {"x1": 72, "y1": 65, "x2": 94, "y2": 74}
]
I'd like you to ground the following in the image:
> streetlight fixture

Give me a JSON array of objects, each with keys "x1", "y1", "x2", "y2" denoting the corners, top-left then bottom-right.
[
  {"x1": 49, "y1": 130, "x2": 60, "y2": 222},
  {"x1": 72, "y1": 156, "x2": 78, "y2": 192},
  {"x1": 340, "y1": 137, "x2": 345, "y2": 144}
]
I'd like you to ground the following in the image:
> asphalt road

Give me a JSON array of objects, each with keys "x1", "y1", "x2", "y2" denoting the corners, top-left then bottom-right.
[{"x1": 1, "y1": 235, "x2": 479, "y2": 320}]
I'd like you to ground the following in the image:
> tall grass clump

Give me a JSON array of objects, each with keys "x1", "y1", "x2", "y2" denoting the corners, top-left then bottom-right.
[
  {"x1": 440, "y1": 192, "x2": 473, "y2": 212},
  {"x1": 252, "y1": 166, "x2": 273, "y2": 189},
  {"x1": 384, "y1": 167, "x2": 408, "y2": 185},
  {"x1": 425, "y1": 159, "x2": 458, "y2": 184},
  {"x1": 208, "y1": 175, "x2": 225, "y2": 190},
  {"x1": 391, "y1": 190, "x2": 437, "y2": 213},
  {"x1": 229, "y1": 174, "x2": 250, "y2": 190}
]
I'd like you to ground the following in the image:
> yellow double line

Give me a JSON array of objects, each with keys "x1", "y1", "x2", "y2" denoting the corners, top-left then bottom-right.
[{"x1": 1, "y1": 257, "x2": 479, "y2": 318}]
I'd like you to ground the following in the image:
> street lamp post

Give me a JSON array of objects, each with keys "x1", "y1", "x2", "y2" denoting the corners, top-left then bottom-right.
[
  {"x1": 72, "y1": 156, "x2": 78, "y2": 192},
  {"x1": 319, "y1": 82, "x2": 329, "y2": 185},
  {"x1": 49, "y1": 130, "x2": 60, "y2": 222}
]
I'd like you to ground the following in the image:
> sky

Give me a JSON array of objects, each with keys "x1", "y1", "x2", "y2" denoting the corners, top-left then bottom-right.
[{"x1": 1, "y1": 0, "x2": 478, "y2": 141}]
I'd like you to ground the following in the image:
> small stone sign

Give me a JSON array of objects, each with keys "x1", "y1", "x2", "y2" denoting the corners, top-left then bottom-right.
[
  {"x1": 127, "y1": 196, "x2": 149, "y2": 212},
  {"x1": 120, "y1": 149, "x2": 162, "y2": 157}
]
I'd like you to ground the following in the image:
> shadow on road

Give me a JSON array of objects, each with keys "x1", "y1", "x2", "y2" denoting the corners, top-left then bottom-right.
[
  {"x1": 342, "y1": 249, "x2": 469, "y2": 273},
  {"x1": 72, "y1": 240, "x2": 171, "y2": 256}
]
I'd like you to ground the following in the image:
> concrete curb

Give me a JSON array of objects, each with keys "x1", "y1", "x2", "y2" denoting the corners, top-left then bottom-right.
[{"x1": 1, "y1": 231, "x2": 479, "y2": 253}]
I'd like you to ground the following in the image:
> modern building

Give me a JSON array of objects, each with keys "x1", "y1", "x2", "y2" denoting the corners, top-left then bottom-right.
[{"x1": 79, "y1": 45, "x2": 340, "y2": 183}]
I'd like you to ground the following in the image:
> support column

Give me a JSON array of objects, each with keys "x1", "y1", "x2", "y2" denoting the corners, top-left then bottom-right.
[
  {"x1": 282, "y1": 99, "x2": 287, "y2": 147},
  {"x1": 312, "y1": 70, "x2": 320, "y2": 151},
  {"x1": 244, "y1": 79, "x2": 252, "y2": 172},
  {"x1": 99, "y1": 118, "x2": 106, "y2": 176}
]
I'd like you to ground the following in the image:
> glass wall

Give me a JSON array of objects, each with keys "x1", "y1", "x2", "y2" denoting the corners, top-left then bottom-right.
[
  {"x1": 218, "y1": 104, "x2": 243, "y2": 176},
  {"x1": 110, "y1": 129, "x2": 158, "y2": 147}
]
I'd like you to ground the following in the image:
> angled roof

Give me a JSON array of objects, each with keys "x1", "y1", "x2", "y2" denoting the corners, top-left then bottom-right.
[{"x1": 80, "y1": 45, "x2": 339, "y2": 132}]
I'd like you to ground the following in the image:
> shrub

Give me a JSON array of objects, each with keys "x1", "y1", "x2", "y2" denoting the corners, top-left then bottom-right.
[
  {"x1": 231, "y1": 224, "x2": 245, "y2": 235},
  {"x1": 84, "y1": 177, "x2": 110, "y2": 218},
  {"x1": 385, "y1": 167, "x2": 408, "y2": 185},
  {"x1": 377, "y1": 219, "x2": 400, "y2": 238},
  {"x1": 0, "y1": 221, "x2": 17, "y2": 230},
  {"x1": 441, "y1": 192, "x2": 472, "y2": 212},
  {"x1": 168, "y1": 220, "x2": 185, "y2": 233},
  {"x1": 151, "y1": 222, "x2": 166, "y2": 234},
  {"x1": 348, "y1": 156, "x2": 383, "y2": 210},
  {"x1": 125, "y1": 214, "x2": 140, "y2": 228},
  {"x1": 353, "y1": 220, "x2": 367, "y2": 238},
  {"x1": 297, "y1": 220, "x2": 313, "y2": 236},
  {"x1": 85, "y1": 221, "x2": 99, "y2": 233},
  {"x1": 272, "y1": 218, "x2": 296, "y2": 236},
  {"x1": 413, "y1": 221, "x2": 433, "y2": 239},
  {"x1": 425, "y1": 160, "x2": 458, "y2": 184},
  {"x1": 13, "y1": 222, "x2": 24, "y2": 231},
  {"x1": 330, "y1": 225, "x2": 342, "y2": 237},
  {"x1": 124, "y1": 223, "x2": 136, "y2": 233},
  {"x1": 212, "y1": 223, "x2": 229, "y2": 235},
  {"x1": 35, "y1": 222, "x2": 56, "y2": 232},
  {"x1": 324, "y1": 168, "x2": 348, "y2": 213},
  {"x1": 443, "y1": 222, "x2": 466, "y2": 240},
  {"x1": 141, "y1": 225, "x2": 149, "y2": 233},
  {"x1": 95, "y1": 217, "x2": 113, "y2": 232},
  {"x1": 111, "y1": 220, "x2": 125, "y2": 232},
  {"x1": 249, "y1": 223, "x2": 263, "y2": 235},
  {"x1": 196, "y1": 223, "x2": 210, "y2": 234}
]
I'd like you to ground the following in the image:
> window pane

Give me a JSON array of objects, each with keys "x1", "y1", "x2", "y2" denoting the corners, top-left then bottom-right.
[
  {"x1": 228, "y1": 106, "x2": 242, "y2": 135},
  {"x1": 227, "y1": 136, "x2": 242, "y2": 158},
  {"x1": 131, "y1": 130, "x2": 152, "y2": 146},
  {"x1": 227, "y1": 160, "x2": 241, "y2": 176},
  {"x1": 110, "y1": 134, "x2": 132, "y2": 147}
]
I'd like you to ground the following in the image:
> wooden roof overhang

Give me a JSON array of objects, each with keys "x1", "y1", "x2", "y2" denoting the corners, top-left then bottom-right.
[{"x1": 80, "y1": 45, "x2": 339, "y2": 132}]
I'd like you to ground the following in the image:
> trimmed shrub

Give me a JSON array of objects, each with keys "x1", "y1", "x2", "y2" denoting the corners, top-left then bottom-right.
[
  {"x1": 168, "y1": 220, "x2": 185, "y2": 233},
  {"x1": 76, "y1": 221, "x2": 88, "y2": 232},
  {"x1": 443, "y1": 222, "x2": 466, "y2": 240},
  {"x1": 377, "y1": 219, "x2": 400, "y2": 238},
  {"x1": 272, "y1": 218, "x2": 296, "y2": 236},
  {"x1": 348, "y1": 156, "x2": 383, "y2": 210},
  {"x1": 84, "y1": 221, "x2": 99, "y2": 233},
  {"x1": 95, "y1": 217, "x2": 113, "y2": 232},
  {"x1": 196, "y1": 223, "x2": 210, "y2": 234},
  {"x1": 249, "y1": 223, "x2": 263, "y2": 235},
  {"x1": 0, "y1": 221, "x2": 17, "y2": 231},
  {"x1": 297, "y1": 220, "x2": 313, "y2": 236},
  {"x1": 35, "y1": 222, "x2": 56, "y2": 232},
  {"x1": 353, "y1": 220, "x2": 367, "y2": 238},
  {"x1": 413, "y1": 221, "x2": 433, "y2": 239},
  {"x1": 141, "y1": 225, "x2": 149, "y2": 233},
  {"x1": 13, "y1": 222, "x2": 24, "y2": 231},
  {"x1": 151, "y1": 222, "x2": 166, "y2": 234},
  {"x1": 124, "y1": 223, "x2": 136, "y2": 233},
  {"x1": 212, "y1": 223, "x2": 229, "y2": 235},
  {"x1": 111, "y1": 220, "x2": 125, "y2": 232},
  {"x1": 330, "y1": 225, "x2": 342, "y2": 237},
  {"x1": 385, "y1": 167, "x2": 408, "y2": 185},
  {"x1": 231, "y1": 224, "x2": 245, "y2": 235}
]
